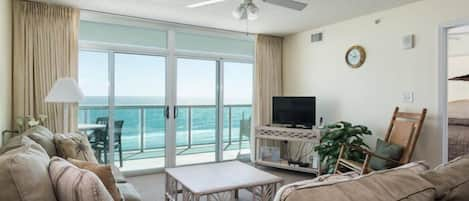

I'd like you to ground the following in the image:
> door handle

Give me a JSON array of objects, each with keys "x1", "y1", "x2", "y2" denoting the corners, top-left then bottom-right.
[
  {"x1": 173, "y1": 106, "x2": 178, "y2": 119},
  {"x1": 165, "y1": 106, "x2": 170, "y2": 119}
]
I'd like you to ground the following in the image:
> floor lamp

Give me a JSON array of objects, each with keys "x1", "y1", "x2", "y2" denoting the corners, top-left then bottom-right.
[{"x1": 45, "y1": 78, "x2": 84, "y2": 133}]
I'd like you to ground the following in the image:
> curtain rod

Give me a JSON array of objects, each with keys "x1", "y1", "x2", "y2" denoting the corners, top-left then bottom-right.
[{"x1": 79, "y1": 8, "x2": 257, "y2": 37}]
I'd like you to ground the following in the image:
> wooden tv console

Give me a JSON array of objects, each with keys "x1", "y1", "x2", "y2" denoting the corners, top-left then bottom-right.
[{"x1": 254, "y1": 126, "x2": 323, "y2": 174}]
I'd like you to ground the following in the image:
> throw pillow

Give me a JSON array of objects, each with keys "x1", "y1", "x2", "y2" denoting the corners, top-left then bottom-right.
[
  {"x1": 54, "y1": 132, "x2": 98, "y2": 163},
  {"x1": 49, "y1": 157, "x2": 114, "y2": 201},
  {"x1": 369, "y1": 139, "x2": 403, "y2": 170},
  {"x1": 68, "y1": 158, "x2": 122, "y2": 201},
  {"x1": 22, "y1": 126, "x2": 57, "y2": 157},
  {"x1": 0, "y1": 136, "x2": 57, "y2": 201}
]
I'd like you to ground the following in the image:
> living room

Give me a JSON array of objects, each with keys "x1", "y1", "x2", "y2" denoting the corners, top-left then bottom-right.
[{"x1": 1, "y1": 0, "x2": 469, "y2": 201}]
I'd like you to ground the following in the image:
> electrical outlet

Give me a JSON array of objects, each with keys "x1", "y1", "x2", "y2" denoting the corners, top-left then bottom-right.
[{"x1": 402, "y1": 91, "x2": 414, "y2": 103}]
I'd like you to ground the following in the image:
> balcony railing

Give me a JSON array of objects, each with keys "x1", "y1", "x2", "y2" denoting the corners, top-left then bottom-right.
[{"x1": 79, "y1": 104, "x2": 252, "y2": 153}]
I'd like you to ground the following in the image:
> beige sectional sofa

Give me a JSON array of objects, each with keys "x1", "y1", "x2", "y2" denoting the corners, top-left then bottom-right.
[
  {"x1": 0, "y1": 127, "x2": 142, "y2": 201},
  {"x1": 275, "y1": 156, "x2": 469, "y2": 201}
]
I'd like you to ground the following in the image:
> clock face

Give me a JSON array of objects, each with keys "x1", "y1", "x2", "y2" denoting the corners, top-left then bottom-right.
[
  {"x1": 346, "y1": 46, "x2": 366, "y2": 68},
  {"x1": 347, "y1": 49, "x2": 361, "y2": 65}
]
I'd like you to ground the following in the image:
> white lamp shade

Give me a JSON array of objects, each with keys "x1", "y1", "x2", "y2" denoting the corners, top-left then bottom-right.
[{"x1": 45, "y1": 78, "x2": 84, "y2": 103}]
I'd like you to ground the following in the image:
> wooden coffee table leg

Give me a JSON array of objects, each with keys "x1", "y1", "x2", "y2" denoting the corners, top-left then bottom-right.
[
  {"x1": 193, "y1": 194, "x2": 200, "y2": 201},
  {"x1": 182, "y1": 187, "x2": 193, "y2": 201},
  {"x1": 251, "y1": 183, "x2": 277, "y2": 201},
  {"x1": 166, "y1": 174, "x2": 178, "y2": 201}
]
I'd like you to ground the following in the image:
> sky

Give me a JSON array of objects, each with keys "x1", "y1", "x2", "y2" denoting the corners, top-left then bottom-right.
[{"x1": 79, "y1": 51, "x2": 253, "y2": 105}]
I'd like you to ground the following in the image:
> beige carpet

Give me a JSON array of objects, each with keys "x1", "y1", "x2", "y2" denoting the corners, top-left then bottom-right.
[{"x1": 126, "y1": 165, "x2": 313, "y2": 201}]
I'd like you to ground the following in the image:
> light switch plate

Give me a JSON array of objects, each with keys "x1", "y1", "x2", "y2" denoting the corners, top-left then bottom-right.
[
  {"x1": 402, "y1": 91, "x2": 414, "y2": 103},
  {"x1": 402, "y1": 34, "x2": 415, "y2": 49}
]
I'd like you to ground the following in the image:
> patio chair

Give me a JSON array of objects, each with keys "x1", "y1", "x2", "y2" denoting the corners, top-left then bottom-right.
[
  {"x1": 238, "y1": 114, "x2": 251, "y2": 158},
  {"x1": 90, "y1": 117, "x2": 124, "y2": 167}
]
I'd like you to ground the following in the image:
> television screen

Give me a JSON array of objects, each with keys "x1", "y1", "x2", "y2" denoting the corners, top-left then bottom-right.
[{"x1": 272, "y1": 96, "x2": 316, "y2": 127}]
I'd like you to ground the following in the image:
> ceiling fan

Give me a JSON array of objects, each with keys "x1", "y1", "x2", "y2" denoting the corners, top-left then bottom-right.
[{"x1": 187, "y1": 0, "x2": 308, "y2": 20}]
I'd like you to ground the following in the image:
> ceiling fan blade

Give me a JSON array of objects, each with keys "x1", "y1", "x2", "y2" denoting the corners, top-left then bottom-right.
[
  {"x1": 186, "y1": 0, "x2": 225, "y2": 8},
  {"x1": 262, "y1": 0, "x2": 307, "y2": 11}
]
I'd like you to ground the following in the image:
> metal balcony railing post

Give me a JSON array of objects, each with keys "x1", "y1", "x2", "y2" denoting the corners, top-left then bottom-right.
[
  {"x1": 140, "y1": 107, "x2": 145, "y2": 153},
  {"x1": 228, "y1": 106, "x2": 232, "y2": 145},
  {"x1": 84, "y1": 109, "x2": 89, "y2": 124},
  {"x1": 188, "y1": 106, "x2": 192, "y2": 148}
]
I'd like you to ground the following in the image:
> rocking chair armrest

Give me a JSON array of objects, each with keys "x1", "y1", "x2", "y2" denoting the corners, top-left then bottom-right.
[{"x1": 340, "y1": 144, "x2": 401, "y2": 165}]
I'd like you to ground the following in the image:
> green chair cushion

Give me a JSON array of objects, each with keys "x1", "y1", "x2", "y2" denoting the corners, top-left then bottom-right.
[{"x1": 369, "y1": 139, "x2": 403, "y2": 170}]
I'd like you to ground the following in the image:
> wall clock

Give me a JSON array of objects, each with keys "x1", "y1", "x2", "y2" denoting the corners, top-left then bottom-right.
[{"x1": 345, "y1": 45, "x2": 366, "y2": 68}]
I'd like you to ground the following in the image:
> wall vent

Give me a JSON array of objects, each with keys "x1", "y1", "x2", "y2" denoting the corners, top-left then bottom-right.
[{"x1": 311, "y1": 32, "x2": 323, "y2": 43}]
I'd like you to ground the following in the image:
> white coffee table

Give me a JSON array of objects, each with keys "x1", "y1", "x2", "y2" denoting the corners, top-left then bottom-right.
[{"x1": 165, "y1": 161, "x2": 283, "y2": 201}]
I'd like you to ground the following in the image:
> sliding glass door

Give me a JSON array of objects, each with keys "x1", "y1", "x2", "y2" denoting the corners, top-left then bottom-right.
[
  {"x1": 175, "y1": 58, "x2": 217, "y2": 166},
  {"x1": 78, "y1": 50, "x2": 111, "y2": 165},
  {"x1": 114, "y1": 53, "x2": 167, "y2": 171},
  {"x1": 78, "y1": 17, "x2": 254, "y2": 173},
  {"x1": 78, "y1": 51, "x2": 253, "y2": 171},
  {"x1": 222, "y1": 62, "x2": 253, "y2": 161}
]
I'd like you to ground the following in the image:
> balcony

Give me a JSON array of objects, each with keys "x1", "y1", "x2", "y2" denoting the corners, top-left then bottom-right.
[{"x1": 79, "y1": 104, "x2": 252, "y2": 171}]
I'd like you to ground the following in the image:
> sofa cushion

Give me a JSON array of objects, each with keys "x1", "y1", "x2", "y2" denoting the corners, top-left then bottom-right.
[
  {"x1": 420, "y1": 155, "x2": 469, "y2": 201},
  {"x1": 369, "y1": 139, "x2": 403, "y2": 170},
  {"x1": 0, "y1": 136, "x2": 57, "y2": 201},
  {"x1": 54, "y1": 132, "x2": 98, "y2": 163},
  {"x1": 394, "y1": 160, "x2": 430, "y2": 173},
  {"x1": 49, "y1": 157, "x2": 114, "y2": 201},
  {"x1": 276, "y1": 161, "x2": 430, "y2": 201},
  {"x1": 69, "y1": 158, "x2": 122, "y2": 201},
  {"x1": 22, "y1": 126, "x2": 57, "y2": 157},
  {"x1": 117, "y1": 183, "x2": 143, "y2": 201},
  {"x1": 0, "y1": 135, "x2": 36, "y2": 154},
  {"x1": 284, "y1": 168, "x2": 435, "y2": 201}
]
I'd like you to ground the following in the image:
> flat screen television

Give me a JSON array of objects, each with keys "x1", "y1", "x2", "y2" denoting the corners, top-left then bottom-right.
[{"x1": 272, "y1": 96, "x2": 316, "y2": 128}]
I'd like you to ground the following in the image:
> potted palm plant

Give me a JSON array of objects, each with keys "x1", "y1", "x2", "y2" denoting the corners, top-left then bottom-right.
[{"x1": 314, "y1": 121, "x2": 372, "y2": 174}]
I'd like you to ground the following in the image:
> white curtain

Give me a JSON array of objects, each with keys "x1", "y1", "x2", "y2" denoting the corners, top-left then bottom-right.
[
  {"x1": 13, "y1": 0, "x2": 79, "y2": 133},
  {"x1": 252, "y1": 34, "x2": 284, "y2": 160},
  {"x1": 253, "y1": 34, "x2": 283, "y2": 127}
]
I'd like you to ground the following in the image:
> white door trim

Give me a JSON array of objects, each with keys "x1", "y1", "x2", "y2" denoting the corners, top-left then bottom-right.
[{"x1": 438, "y1": 19, "x2": 469, "y2": 164}]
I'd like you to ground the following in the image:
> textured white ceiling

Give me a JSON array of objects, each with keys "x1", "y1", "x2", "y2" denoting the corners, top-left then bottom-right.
[{"x1": 37, "y1": 0, "x2": 421, "y2": 36}]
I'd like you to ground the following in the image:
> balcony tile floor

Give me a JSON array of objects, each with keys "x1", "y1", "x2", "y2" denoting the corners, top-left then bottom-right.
[{"x1": 113, "y1": 142, "x2": 250, "y2": 172}]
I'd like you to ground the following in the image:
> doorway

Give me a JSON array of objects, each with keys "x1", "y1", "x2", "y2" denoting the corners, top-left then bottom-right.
[{"x1": 441, "y1": 22, "x2": 469, "y2": 163}]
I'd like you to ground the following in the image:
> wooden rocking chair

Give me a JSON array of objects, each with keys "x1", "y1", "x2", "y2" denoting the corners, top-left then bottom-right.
[{"x1": 334, "y1": 107, "x2": 427, "y2": 175}]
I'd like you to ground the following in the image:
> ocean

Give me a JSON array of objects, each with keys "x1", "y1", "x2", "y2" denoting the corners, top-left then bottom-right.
[{"x1": 79, "y1": 96, "x2": 252, "y2": 151}]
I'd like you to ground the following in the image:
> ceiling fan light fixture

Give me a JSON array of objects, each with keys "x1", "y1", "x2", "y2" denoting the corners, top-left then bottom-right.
[
  {"x1": 232, "y1": 4, "x2": 245, "y2": 19},
  {"x1": 232, "y1": 0, "x2": 259, "y2": 21},
  {"x1": 246, "y1": 3, "x2": 259, "y2": 20}
]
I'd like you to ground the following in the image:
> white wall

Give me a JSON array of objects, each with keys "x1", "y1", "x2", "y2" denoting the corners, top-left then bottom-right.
[
  {"x1": 0, "y1": 0, "x2": 12, "y2": 145},
  {"x1": 283, "y1": 0, "x2": 469, "y2": 167}
]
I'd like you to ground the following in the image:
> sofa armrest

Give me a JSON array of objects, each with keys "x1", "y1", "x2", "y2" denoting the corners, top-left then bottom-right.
[
  {"x1": 111, "y1": 165, "x2": 127, "y2": 183},
  {"x1": 117, "y1": 183, "x2": 142, "y2": 201}
]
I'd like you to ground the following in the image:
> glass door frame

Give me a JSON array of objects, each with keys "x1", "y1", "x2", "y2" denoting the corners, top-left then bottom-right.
[
  {"x1": 170, "y1": 55, "x2": 254, "y2": 166},
  {"x1": 80, "y1": 34, "x2": 254, "y2": 174},
  {"x1": 172, "y1": 56, "x2": 222, "y2": 166}
]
